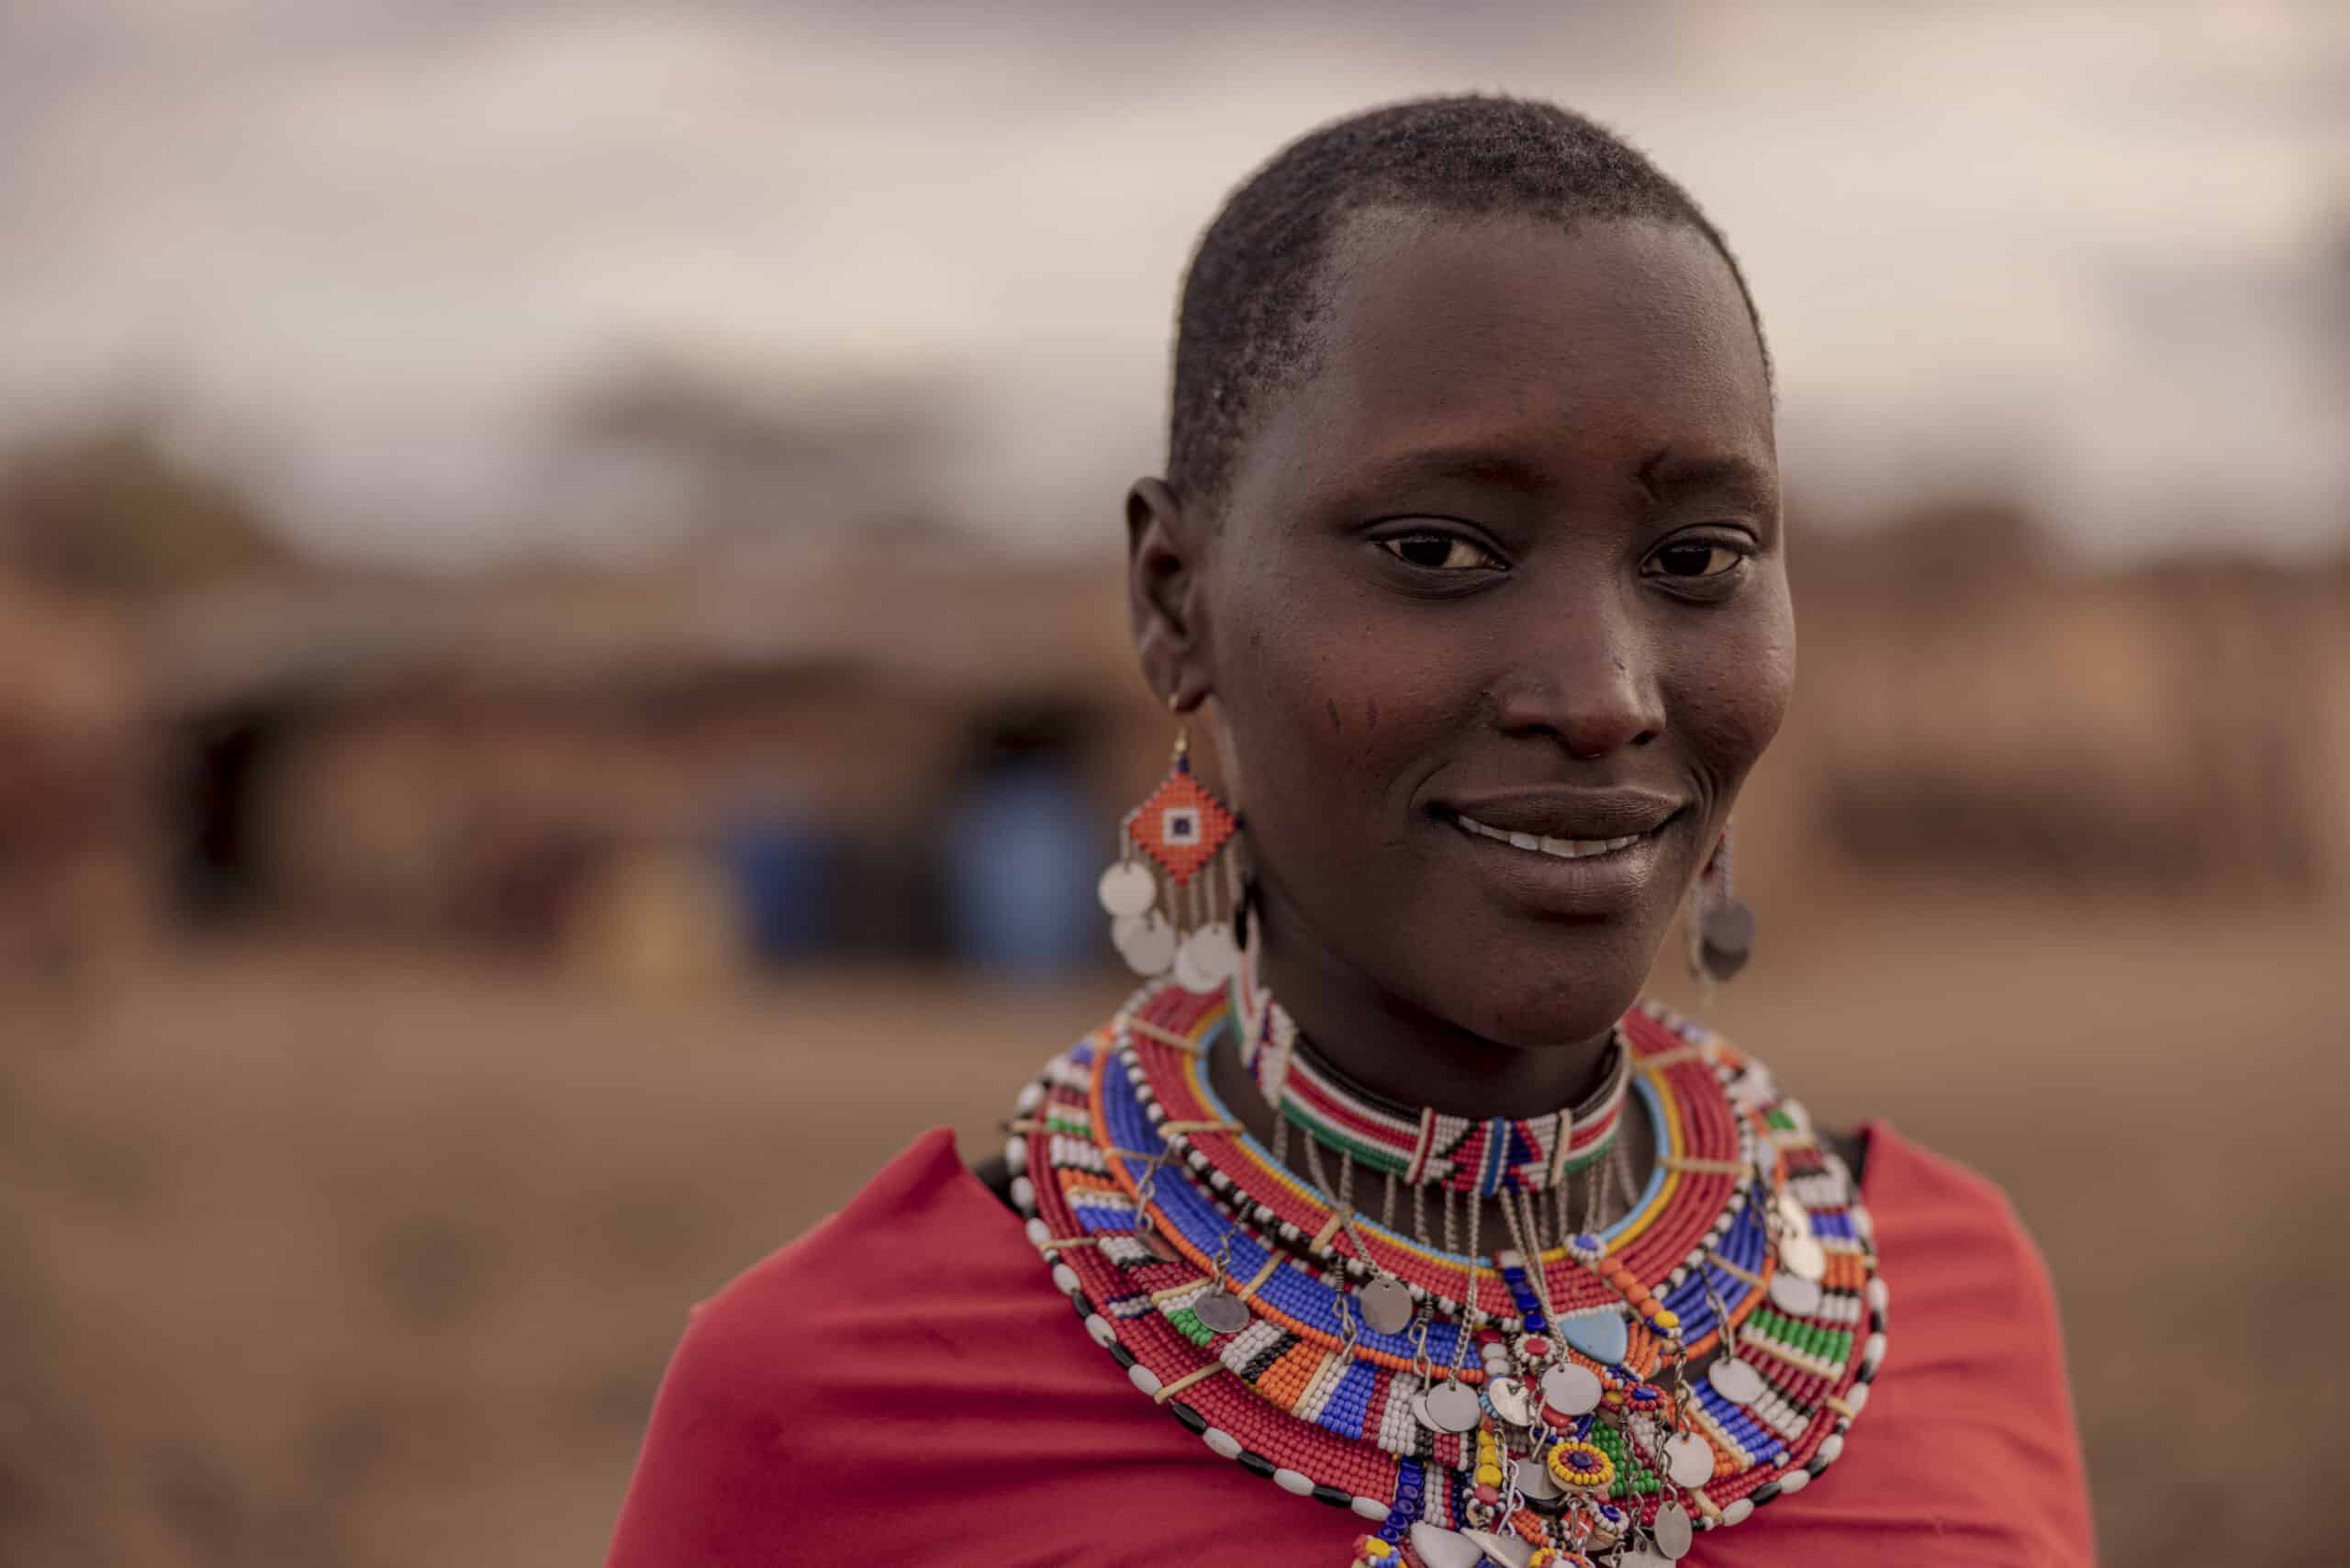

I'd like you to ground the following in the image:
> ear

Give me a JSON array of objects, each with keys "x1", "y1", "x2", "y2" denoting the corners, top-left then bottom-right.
[{"x1": 1125, "y1": 476, "x2": 1214, "y2": 711}]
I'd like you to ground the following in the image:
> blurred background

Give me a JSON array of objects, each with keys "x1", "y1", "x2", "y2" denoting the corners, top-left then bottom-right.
[{"x1": 1, "y1": 1, "x2": 2344, "y2": 1562}]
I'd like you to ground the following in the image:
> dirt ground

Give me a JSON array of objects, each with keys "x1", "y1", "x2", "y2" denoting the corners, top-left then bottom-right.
[{"x1": 3, "y1": 890, "x2": 2345, "y2": 1566}]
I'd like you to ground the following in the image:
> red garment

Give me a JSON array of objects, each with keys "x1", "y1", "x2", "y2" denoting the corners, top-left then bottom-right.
[{"x1": 608, "y1": 1122, "x2": 2093, "y2": 1566}]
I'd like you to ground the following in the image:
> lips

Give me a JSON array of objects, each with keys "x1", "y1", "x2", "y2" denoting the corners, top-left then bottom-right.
[
  {"x1": 1429, "y1": 790, "x2": 1686, "y2": 913},
  {"x1": 1431, "y1": 789, "x2": 1684, "y2": 845},
  {"x1": 1449, "y1": 812, "x2": 1649, "y2": 862}
]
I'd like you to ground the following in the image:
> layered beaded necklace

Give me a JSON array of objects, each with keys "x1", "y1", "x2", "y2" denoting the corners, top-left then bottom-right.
[{"x1": 1004, "y1": 961, "x2": 1888, "y2": 1567}]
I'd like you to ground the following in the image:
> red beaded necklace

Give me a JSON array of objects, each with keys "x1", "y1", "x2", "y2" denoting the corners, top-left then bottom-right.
[{"x1": 1006, "y1": 976, "x2": 1887, "y2": 1566}]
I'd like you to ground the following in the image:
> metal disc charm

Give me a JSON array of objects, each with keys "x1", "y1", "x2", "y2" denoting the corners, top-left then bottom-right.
[
  {"x1": 1663, "y1": 1430, "x2": 1716, "y2": 1488},
  {"x1": 1539, "y1": 1361, "x2": 1603, "y2": 1417},
  {"x1": 1707, "y1": 1355, "x2": 1767, "y2": 1406},
  {"x1": 1133, "y1": 1224, "x2": 1181, "y2": 1264},
  {"x1": 1779, "y1": 1230, "x2": 1828, "y2": 1282},
  {"x1": 1097, "y1": 858, "x2": 1158, "y2": 916},
  {"x1": 1484, "y1": 1375, "x2": 1535, "y2": 1428},
  {"x1": 1423, "y1": 1380, "x2": 1484, "y2": 1434},
  {"x1": 1776, "y1": 1187, "x2": 1812, "y2": 1238},
  {"x1": 1460, "y1": 1529, "x2": 1533, "y2": 1568},
  {"x1": 1407, "y1": 1522, "x2": 1487, "y2": 1568},
  {"x1": 1192, "y1": 1289, "x2": 1251, "y2": 1335},
  {"x1": 1514, "y1": 1454, "x2": 1563, "y2": 1502},
  {"x1": 1769, "y1": 1271, "x2": 1823, "y2": 1316},
  {"x1": 1172, "y1": 922, "x2": 1239, "y2": 993},
  {"x1": 1653, "y1": 1500, "x2": 1695, "y2": 1559},
  {"x1": 1112, "y1": 912, "x2": 1177, "y2": 976},
  {"x1": 1357, "y1": 1275, "x2": 1416, "y2": 1336},
  {"x1": 1698, "y1": 899, "x2": 1754, "y2": 979}
]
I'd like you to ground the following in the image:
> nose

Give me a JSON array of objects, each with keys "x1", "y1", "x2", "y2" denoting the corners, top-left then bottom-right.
[{"x1": 1492, "y1": 597, "x2": 1664, "y2": 759}]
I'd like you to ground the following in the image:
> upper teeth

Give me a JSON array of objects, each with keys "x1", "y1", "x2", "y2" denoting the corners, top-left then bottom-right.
[{"x1": 1453, "y1": 813, "x2": 1643, "y2": 860}]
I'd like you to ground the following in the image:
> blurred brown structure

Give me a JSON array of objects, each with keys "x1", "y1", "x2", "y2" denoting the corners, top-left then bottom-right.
[{"x1": 142, "y1": 551, "x2": 1169, "y2": 979}]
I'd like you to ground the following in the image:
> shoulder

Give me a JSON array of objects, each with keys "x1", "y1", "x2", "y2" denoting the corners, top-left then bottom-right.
[
  {"x1": 606, "y1": 1128, "x2": 1043, "y2": 1563},
  {"x1": 653, "y1": 1126, "x2": 1033, "y2": 1394},
  {"x1": 1828, "y1": 1123, "x2": 2097, "y2": 1562},
  {"x1": 1859, "y1": 1123, "x2": 2060, "y2": 1333}
]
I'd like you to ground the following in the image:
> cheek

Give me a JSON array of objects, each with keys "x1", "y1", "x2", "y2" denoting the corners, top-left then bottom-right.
[
  {"x1": 1214, "y1": 569, "x2": 1457, "y2": 837},
  {"x1": 1675, "y1": 596, "x2": 1796, "y2": 792}
]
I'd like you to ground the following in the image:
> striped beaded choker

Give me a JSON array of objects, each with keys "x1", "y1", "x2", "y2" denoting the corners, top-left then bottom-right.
[{"x1": 1236, "y1": 941, "x2": 1634, "y2": 1197}]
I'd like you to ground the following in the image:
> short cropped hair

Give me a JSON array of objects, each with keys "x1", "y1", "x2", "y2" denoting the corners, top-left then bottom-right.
[{"x1": 1168, "y1": 95, "x2": 1771, "y2": 514}]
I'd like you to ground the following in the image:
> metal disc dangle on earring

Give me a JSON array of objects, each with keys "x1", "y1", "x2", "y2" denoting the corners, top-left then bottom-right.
[
  {"x1": 1357, "y1": 1275, "x2": 1416, "y2": 1336},
  {"x1": 1172, "y1": 921, "x2": 1239, "y2": 992},
  {"x1": 1652, "y1": 1501, "x2": 1695, "y2": 1559},
  {"x1": 1192, "y1": 1288, "x2": 1251, "y2": 1336},
  {"x1": 1112, "y1": 912, "x2": 1177, "y2": 976},
  {"x1": 1698, "y1": 900, "x2": 1755, "y2": 980},
  {"x1": 1422, "y1": 1379, "x2": 1483, "y2": 1434},
  {"x1": 1097, "y1": 858, "x2": 1157, "y2": 917}
]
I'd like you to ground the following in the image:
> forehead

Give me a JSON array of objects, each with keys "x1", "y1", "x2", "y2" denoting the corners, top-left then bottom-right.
[{"x1": 1232, "y1": 209, "x2": 1775, "y2": 508}]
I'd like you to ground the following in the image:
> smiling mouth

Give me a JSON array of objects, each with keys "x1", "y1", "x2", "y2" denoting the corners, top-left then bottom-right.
[{"x1": 1440, "y1": 810, "x2": 1661, "y2": 861}]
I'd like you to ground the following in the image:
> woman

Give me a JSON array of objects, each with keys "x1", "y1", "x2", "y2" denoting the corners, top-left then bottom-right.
[{"x1": 607, "y1": 96, "x2": 2093, "y2": 1566}]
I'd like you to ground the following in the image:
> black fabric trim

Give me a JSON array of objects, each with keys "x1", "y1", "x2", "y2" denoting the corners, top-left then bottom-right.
[
  {"x1": 1821, "y1": 1126, "x2": 1872, "y2": 1189},
  {"x1": 973, "y1": 1153, "x2": 1015, "y2": 1208}
]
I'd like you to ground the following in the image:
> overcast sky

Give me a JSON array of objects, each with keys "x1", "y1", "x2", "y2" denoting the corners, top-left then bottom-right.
[{"x1": 1, "y1": 0, "x2": 2343, "y2": 564}]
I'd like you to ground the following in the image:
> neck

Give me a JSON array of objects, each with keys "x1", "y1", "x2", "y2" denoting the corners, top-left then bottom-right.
[{"x1": 1247, "y1": 888, "x2": 1624, "y2": 1120}]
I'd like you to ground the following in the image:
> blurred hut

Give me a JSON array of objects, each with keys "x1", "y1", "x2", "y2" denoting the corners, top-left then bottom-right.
[{"x1": 145, "y1": 543, "x2": 1171, "y2": 984}]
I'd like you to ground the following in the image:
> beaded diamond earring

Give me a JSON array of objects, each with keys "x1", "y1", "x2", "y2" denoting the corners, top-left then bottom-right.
[
  {"x1": 1685, "y1": 824, "x2": 1756, "y2": 987},
  {"x1": 1097, "y1": 725, "x2": 1245, "y2": 989}
]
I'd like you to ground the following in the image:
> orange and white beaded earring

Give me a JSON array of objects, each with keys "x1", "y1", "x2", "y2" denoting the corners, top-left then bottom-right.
[{"x1": 1098, "y1": 724, "x2": 1244, "y2": 989}]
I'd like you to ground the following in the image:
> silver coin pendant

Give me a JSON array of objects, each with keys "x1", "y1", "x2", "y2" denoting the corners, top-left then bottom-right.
[
  {"x1": 1357, "y1": 1275, "x2": 1416, "y2": 1336},
  {"x1": 1769, "y1": 1270, "x2": 1823, "y2": 1316},
  {"x1": 1653, "y1": 1500, "x2": 1695, "y2": 1559},
  {"x1": 1514, "y1": 1453, "x2": 1563, "y2": 1502},
  {"x1": 1779, "y1": 1231, "x2": 1828, "y2": 1282},
  {"x1": 1192, "y1": 1289, "x2": 1251, "y2": 1336},
  {"x1": 1539, "y1": 1361, "x2": 1603, "y2": 1417},
  {"x1": 1707, "y1": 1354, "x2": 1767, "y2": 1406},
  {"x1": 1663, "y1": 1429, "x2": 1715, "y2": 1488},
  {"x1": 1484, "y1": 1374, "x2": 1534, "y2": 1428},
  {"x1": 1423, "y1": 1380, "x2": 1483, "y2": 1434}
]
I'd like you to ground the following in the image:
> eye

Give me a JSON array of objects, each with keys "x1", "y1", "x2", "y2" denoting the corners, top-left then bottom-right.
[
  {"x1": 1378, "y1": 531, "x2": 1505, "y2": 572},
  {"x1": 1642, "y1": 539, "x2": 1748, "y2": 580}
]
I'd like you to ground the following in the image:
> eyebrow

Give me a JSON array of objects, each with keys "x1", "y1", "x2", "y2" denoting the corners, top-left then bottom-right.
[
  {"x1": 1348, "y1": 442, "x2": 1555, "y2": 498},
  {"x1": 1634, "y1": 446, "x2": 1776, "y2": 508}
]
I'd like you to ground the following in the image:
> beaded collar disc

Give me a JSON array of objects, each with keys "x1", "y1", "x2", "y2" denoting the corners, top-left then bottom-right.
[{"x1": 1005, "y1": 977, "x2": 1888, "y2": 1568}]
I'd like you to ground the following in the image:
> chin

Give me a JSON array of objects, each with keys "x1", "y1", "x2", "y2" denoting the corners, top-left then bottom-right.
[{"x1": 1436, "y1": 930, "x2": 1658, "y2": 1049}]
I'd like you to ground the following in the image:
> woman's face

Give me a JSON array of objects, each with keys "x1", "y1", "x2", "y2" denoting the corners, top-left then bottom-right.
[{"x1": 1139, "y1": 209, "x2": 1791, "y2": 1051}]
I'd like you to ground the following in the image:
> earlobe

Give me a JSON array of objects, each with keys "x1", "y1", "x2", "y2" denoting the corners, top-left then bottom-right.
[{"x1": 1125, "y1": 477, "x2": 1212, "y2": 711}]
